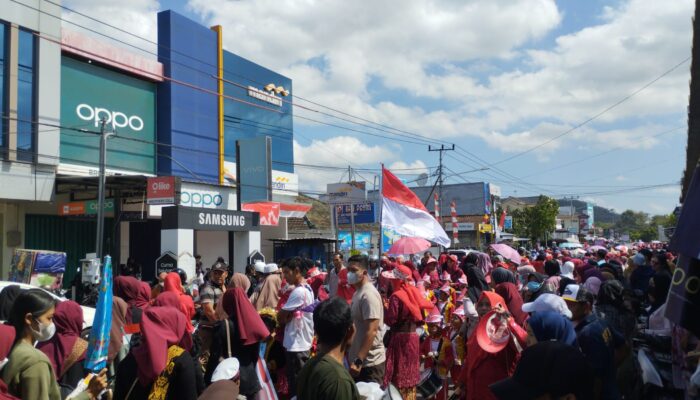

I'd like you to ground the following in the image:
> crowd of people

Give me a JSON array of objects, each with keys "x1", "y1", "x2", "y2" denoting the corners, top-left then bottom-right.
[{"x1": 0, "y1": 242, "x2": 696, "y2": 399}]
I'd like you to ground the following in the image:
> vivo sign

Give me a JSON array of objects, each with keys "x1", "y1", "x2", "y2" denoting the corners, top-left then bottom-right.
[{"x1": 76, "y1": 103, "x2": 144, "y2": 131}]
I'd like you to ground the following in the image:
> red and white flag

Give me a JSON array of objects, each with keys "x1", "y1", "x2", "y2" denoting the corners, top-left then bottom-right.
[
  {"x1": 451, "y1": 200, "x2": 459, "y2": 244},
  {"x1": 382, "y1": 167, "x2": 450, "y2": 247}
]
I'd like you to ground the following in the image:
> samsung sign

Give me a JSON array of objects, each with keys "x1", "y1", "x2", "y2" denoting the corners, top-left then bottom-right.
[{"x1": 162, "y1": 206, "x2": 259, "y2": 232}]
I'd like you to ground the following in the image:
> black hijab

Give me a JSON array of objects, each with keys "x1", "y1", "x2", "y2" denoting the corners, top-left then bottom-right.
[
  {"x1": 461, "y1": 257, "x2": 489, "y2": 304},
  {"x1": 0, "y1": 285, "x2": 22, "y2": 320}
]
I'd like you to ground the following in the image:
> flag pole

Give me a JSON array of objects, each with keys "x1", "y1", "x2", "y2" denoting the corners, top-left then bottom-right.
[{"x1": 378, "y1": 163, "x2": 384, "y2": 257}]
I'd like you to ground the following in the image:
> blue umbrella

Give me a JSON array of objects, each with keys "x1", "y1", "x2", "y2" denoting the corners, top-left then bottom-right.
[{"x1": 84, "y1": 255, "x2": 113, "y2": 372}]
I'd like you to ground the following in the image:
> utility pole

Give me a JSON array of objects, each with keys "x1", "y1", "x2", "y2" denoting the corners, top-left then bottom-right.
[
  {"x1": 428, "y1": 144, "x2": 455, "y2": 232},
  {"x1": 348, "y1": 165, "x2": 356, "y2": 251},
  {"x1": 95, "y1": 118, "x2": 114, "y2": 261}
]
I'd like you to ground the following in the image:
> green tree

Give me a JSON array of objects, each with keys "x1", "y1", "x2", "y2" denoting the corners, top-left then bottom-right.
[{"x1": 509, "y1": 196, "x2": 559, "y2": 242}]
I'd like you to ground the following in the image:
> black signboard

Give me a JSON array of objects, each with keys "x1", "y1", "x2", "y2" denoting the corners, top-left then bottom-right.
[
  {"x1": 156, "y1": 251, "x2": 178, "y2": 275},
  {"x1": 162, "y1": 206, "x2": 259, "y2": 232},
  {"x1": 248, "y1": 250, "x2": 265, "y2": 266}
]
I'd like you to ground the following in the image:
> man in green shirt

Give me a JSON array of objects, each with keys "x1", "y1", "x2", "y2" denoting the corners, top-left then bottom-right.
[{"x1": 297, "y1": 297, "x2": 360, "y2": 400}]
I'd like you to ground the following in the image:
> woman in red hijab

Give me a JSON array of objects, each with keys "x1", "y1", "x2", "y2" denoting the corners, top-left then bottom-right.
[
  {"x1": 113, "y1": 306, "x2": 200, "y2": 400},
  {"x1": 493, "y1": 281, "x2": 529, "y2": 327},
  {"x1": 0, "y1": 325, "x2": 18, "y2": 400},
  {"x1": 383, "y1": 265, "x2": 434, "y2": 400},
  {"x1": 153, "y1": 291, "x2": 195, "y2": 333},
  {"x1": 457, "y1": 291, "x2": 528, "y2": 400},
  {"x1": 114, "y1": 276, "x2": 151, "y2": 324},
  {"x1": 205, "y1": 288, "x2": 269, "y2": 398},
  {"x1": 37, "y1": 301, "x2": 87, "y2": 391},
  {"x1": 162, "y1": 272, "x2": 196, "y2": 332}
]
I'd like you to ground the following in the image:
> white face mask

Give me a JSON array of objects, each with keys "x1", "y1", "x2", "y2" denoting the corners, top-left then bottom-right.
[
  {"x1": 347, "y1": 271, "x2": 361, "y2": 285},
  {"x1": 0, "y1": 358, "x2": 8, "y2": 370},
  {"x1": 31, "y1": 320, "x2": 56, "y2": 342}
]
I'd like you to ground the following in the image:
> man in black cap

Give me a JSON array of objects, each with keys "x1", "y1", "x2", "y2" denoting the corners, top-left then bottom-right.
[
  {"x1": 490, "y1": 341, "x2": 594, "y2": 399},
  {"x1": 200, "y1": 261, "x2": 228, "y2": 322},
  {"x1": 563, "y1": 284, "x2": 626, "y2": 400}
]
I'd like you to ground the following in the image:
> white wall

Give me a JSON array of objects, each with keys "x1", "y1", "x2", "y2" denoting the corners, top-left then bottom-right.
[{"x1": 195, "y1": 230, "x2": 229, "y2": 270}]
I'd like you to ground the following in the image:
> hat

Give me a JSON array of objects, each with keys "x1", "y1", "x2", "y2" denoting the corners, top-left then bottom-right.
[
  {"x1": 489, "y1": 341, "x2": 594, "y2": 400},
  {"x1": 426, "y1": 257, "x2": 438, "y2": 265},
  {"x1": 253, "y1": 261, "x2": 266, "y2": 273},
  {"x1": 452, "y1": 306, "x2": 465, "y2": 319},
  {"x1": 476, "y1": 310, "x2": 512, "y2": 353},
  {"x1": 211, "y1": 357, "x2": 240, "y2": 382},
  {"x1": 521, "y1": 293, "x2": 573, "y2": 319},
  {"x1": 562, "y1": 284, "x2": 594, "y2": 304},
  {"x1": 426, "y1": 306, "x2": 443, "y2": 324},
  {"x1": 448, "y1": 254, "x2": 459, "y2": 263},
  {"x1": 212, "y1": 262, "x2": 228, "y2": 272},
  {"x1": 633, "y1": 253, "x2": 646, "y2": 266},
  {"x1": 264, "y1": 263, "x2": 278, "y2": 274},
  {"x1": 381, "y1": 265, "x2": 411, "y2": 281}
]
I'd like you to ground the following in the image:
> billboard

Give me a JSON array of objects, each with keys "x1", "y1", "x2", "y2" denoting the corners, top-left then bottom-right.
[
  {"x1": 326, "y1": 182, "x2": 367, "y2": 204},
  {"x1": 60, "y1": 57, "x2": 156, "y2": 174},
  {"x1": 338, "y1": 231, "x2": 372, "y2": 251},
  {"x1": 335, "y1": 202, "x2": 376, "y2": 225},
  {"x1": 382, "y1": 227, "x2": 402, "y2": 253},
  {"x1": 147, "y1": 177, "x2": 179, "y2": 205},
  {"x1": 236, "y1": 136, "x2": 272, "y2": 203}
]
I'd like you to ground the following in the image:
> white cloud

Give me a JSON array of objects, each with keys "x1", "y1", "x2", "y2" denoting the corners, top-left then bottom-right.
[
  {"x1": 615, "y1": 175, "x2": 627, "y2": 182},
  {"x1": 388, "y1": 160, "x2": 429, "y2": 175},
  {"x1": 293, "y1": 137, "x2": 395, "y2": 191},
  {"x1": 63, "y1": 0, "x2": 160, "y2": 57}
]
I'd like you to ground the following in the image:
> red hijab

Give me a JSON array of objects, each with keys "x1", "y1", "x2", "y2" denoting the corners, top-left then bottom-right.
[
  {"x1": 494, "y1": 282, "x2": 528, "y2": 327},
  {"x1": 133, "y1": 306, "x2": 192, "y2": 385},
  {"x1": 391, "y1": 265, "x2": 433, "y2": 322},
  {"x1": 466, "y1": 291, "x2": 508, "y2": 374},
  {"x1": 114, "y1": 276, "x2": 151, "y2": 323},
  {"x1": 0, "y1": 324, "x2": 18, "y2": 400},
  {"x1": 221, "y1": 288, "x2": 270, "y2": 346},
  {"x1": 37, "y1": 300, "x2": 85, "y2": 378},
  {"x1": 109, "y1": 296, "x2": 128, "y2": 362},
  {"x1": 163, "y1": 272, "x2": 196, "y2": 331},
  {"x1": 336, "y1": 269, "x2": 355, "y2": 304}
]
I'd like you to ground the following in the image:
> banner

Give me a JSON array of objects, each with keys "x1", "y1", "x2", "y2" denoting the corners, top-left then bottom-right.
[
  {"x1": 84, "y1": 256, "x2": 113, "y2": 372},
  {"x1": 664, "y1": 255, "x2": 700, "y2": 337}
]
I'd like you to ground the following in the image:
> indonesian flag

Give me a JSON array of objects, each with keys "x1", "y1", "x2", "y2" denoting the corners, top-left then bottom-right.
[
  {"x1": 498, "y1": 210, "x2": 507, "y2": 230},
  {"x1": 382, "y1": 166, "x2": 451, "y2": 247}
]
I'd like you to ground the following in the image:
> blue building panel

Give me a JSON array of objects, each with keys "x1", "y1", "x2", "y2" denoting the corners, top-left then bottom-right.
[
  {"x1": 157, "y1": 11, "x2": 219, "y2": 183},
  {"x1": 223, "y1": 52, "x2": 294, "y2": 173}
]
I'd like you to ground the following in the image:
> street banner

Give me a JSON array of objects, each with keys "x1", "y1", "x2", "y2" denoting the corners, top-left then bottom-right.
[
  {"x1": 84, "y1": 255, "x2": 113, "y2": 371},
  {"x1": 664, "y1": 255, "x2": 700, "y2": 338}
]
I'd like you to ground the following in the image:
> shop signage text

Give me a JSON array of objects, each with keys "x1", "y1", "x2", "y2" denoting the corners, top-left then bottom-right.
[
  {"x1": 161, "y1": 206, "x2": 259, "y2": 232},
  {"x1": 76, "y1": 103, "x2": 144, "y2": 131},
  {"x1": 247, "y1": 86, "x2": 283, "y2": 107},
  {"x1": 59, "y1": 199, "x2": 115, "y2": 216},
  {"x1": 444, "y1": 222, "x2": 475, "y2": 231},
  {"x1": 147, "y1": 177, "x2": 179, "y2": 205}
]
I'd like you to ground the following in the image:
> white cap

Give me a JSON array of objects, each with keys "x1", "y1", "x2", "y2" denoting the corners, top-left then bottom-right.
[
  {"x1": 264, "y1": 263, "x2": 278, "y2": 274},
  {"x1": 254, "y1": 261, "x2": 266, "y2": 273},
  {"x1": 521, "y1": 293, "x2": 572, "y2": 319},
  {"x1": 211, "y1": 357, "x2": 240, "y2": 382}
]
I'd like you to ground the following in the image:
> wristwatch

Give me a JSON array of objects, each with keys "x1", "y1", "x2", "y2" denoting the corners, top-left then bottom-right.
[{"x1": 353, "y1": 358, "x2": 364, "y2": 368}]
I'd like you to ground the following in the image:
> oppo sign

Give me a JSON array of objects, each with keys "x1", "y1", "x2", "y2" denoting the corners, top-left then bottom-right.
[{"x1": 76, "y1": 103, "x2": 144, "y2": 131}]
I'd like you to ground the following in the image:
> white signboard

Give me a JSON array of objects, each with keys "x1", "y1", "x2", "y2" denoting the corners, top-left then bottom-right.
[
  {"x1": 326, "y1": 182, "x2": 367, "y2": 204},
  {"x1": 489, "y1": 184, "x2": 502, "y2": 197},
  {"x1": 148, "y1": 182, "x2": 237, "y2": 217},
  {"x1": 444, "y1": 222, "x2": 475, "y2": 231}
]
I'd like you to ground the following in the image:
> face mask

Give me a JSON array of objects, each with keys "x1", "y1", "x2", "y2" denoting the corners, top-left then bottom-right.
[
  {"x1": 0, "y1": 358, "x2": 8, "y2": 370},
  {"x1": 347, "y1": 271, "x2": 361, "y2": 285},
  {"x1": 31, "y1": 320, "x2": 56, "y2": 342}
]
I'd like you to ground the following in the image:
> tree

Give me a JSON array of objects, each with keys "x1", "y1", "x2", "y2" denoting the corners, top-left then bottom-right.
[{"x1": 509, "y1": 196, "x2": 559, "y2": 242}]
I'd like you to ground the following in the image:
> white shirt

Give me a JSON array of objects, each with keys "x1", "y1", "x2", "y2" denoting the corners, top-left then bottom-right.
[{"x1": 282, "y1": 284, "x2": 315, "y2": 352}]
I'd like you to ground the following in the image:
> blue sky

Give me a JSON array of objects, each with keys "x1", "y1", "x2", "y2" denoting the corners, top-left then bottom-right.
[{"x1": 65, "y1": 0, "x2": 693, "y2": 216}]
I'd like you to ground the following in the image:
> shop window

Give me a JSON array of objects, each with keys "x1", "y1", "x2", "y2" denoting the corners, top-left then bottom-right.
[{"x1": 17, "y1": 28, "x2": 35, "y2": 162}]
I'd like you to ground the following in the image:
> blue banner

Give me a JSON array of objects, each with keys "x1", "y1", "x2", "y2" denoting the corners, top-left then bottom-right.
[
  {"x1": 84, "y1": 255, "x2": 113, "y2": 372},
  {"x1": 381, "y1": 227, "x2": 402, "y2": 253},
  {"x1": 335, "y1": 202, "x2": 376, "y2": 225},
  {"x1": 338, "y1": 231, "x2": 372, "y2": 251},
  {"x1": 33, "y1": 252, "x2": 67, "y2": 274}
]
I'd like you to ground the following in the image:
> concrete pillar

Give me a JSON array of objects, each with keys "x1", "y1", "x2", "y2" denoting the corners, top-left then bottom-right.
[
  {"x1": 232, "y1": 230, "x2": 261, "y2": 274},
  {"x1": 160, "y1": 228, "x2": 195, "y2": 281}
]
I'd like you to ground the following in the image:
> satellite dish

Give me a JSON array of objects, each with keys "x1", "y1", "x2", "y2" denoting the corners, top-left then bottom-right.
[{"x1": 416, "y1": 173, "x2": 429, "y2": 186}]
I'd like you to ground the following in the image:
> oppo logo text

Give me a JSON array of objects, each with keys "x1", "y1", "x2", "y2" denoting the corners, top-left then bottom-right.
[{"x1": 76, "y1": 103, "x2": 144, "y2": 131}]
